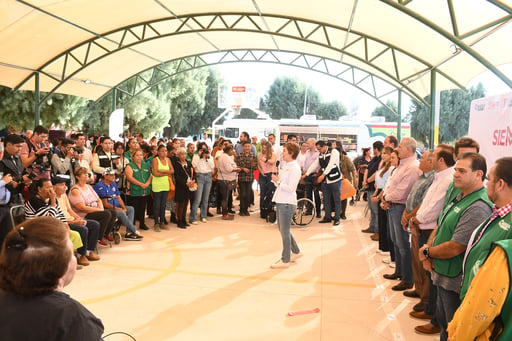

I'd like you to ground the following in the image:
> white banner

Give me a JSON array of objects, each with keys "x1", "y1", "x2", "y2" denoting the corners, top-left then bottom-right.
[
  {"x1": 468, "y1": 92, "x2": 512, "y2": 169},
  {"x1": 109, "y1": 108, "x2": 124, "y2": 142}
]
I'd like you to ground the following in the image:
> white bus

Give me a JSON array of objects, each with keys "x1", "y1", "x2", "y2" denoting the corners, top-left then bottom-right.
[{"x1": 211, "y1": 116, "x2": 410, "y2": 153}]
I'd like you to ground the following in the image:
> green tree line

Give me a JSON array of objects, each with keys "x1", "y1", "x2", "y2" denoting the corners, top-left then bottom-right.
[{"x1": 371, "y1": 83, "x2": 486, "y2": 146}]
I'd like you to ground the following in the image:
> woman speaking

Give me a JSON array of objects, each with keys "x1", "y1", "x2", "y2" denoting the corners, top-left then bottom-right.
[{"x1": 270, "y1": 142, "x2": 303, "y2": 269}]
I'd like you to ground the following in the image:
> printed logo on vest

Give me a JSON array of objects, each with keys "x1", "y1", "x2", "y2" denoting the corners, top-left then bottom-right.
[
  {"x1": 453, "y1": 207, "x2": 461, "y2": 213},
  {"x1": 498, "y1": 219, "x2": 511, "y2": 231}
]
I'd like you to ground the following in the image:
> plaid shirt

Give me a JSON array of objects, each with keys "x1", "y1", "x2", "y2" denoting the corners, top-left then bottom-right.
[{"x1": 236, "y1": 152, "x2": 256, "y2": 182}]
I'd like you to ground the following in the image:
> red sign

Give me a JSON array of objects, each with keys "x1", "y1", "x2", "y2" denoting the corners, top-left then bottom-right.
[{"x1": 232, "y1": 86, "x2": 246, "y2": 92}]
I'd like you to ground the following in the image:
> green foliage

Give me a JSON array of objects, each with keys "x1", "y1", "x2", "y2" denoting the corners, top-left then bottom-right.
[
  {"x1": 262, "y1": 76, "x2": 346, "y2": 120},
  {"x1": 0, "y1": 87, "x2": 88, "y2": 129},
  {"x1": 406, "y1": 83, "x2": 486, "y2": 146},
  {"x1": 371, "y1": 100, "x2": 398, "y2": 122},
  {"x1": 203, "y1": 67, "x2": 224, "y2": 126},
  {"x1": 316, "y1": 100, "x2": 348, "y2": 120}
]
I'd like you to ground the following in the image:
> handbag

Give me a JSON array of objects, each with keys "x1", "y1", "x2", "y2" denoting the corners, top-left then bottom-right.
[{"x1": 340, "y1": 178, "x2": 357, "y2": 200}]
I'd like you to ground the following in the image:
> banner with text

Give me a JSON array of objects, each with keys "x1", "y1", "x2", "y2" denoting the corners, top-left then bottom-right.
[{"x1": 468, "y1": 92, "x2": 512, "y2": 169}]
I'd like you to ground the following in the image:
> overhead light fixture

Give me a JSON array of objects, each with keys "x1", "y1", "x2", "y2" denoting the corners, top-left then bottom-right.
[
  {"x1": 450, "y1": 44, "x2": 461, "y2": 55},
  {"x1": 84, "y1": 79, "x2": 91, "y2": 84}
]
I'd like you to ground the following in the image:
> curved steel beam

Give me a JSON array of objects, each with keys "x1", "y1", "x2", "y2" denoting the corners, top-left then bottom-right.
[
  {"x1": 382, "y1": 0, "x2": 512, "y2": 89},
  {"x1": 101, "y1": 49, "x2": 424, "y2": 117},
  {"x1": 17, "y1": 13, "x2": 441, "y2": 105}
]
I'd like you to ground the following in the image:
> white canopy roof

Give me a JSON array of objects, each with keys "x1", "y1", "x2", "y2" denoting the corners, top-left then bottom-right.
[{"x1": 1, "y1": 0, "x2": 511, "y2": 102}]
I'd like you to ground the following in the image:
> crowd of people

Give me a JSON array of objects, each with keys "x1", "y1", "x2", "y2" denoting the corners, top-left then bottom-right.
[
  {"x1": 359, "y1": 135, "x2": 512, "y2": 341},
  {"x1": 1, "y1": 124, "x2": 512, "y2": 340}
]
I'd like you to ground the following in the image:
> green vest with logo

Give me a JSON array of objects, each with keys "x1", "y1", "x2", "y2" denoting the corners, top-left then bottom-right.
[
  {"x1": 460, "y1": 211, "x2": 512, "y2": 299},
  {"x1": 489, "y1": 239, "x2": 512, "y2": 341},
  {"x1": 441, "y1": 180, "x2": 461, "y2": 211},
  {"x1": 433, "y1": 187, "x2": 491, "y2": 277},
  {"x1": 127, "y1": 161, "x2": 151, "y2": 196}
]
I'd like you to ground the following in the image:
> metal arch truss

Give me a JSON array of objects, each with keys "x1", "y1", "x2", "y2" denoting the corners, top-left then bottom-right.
[
  {"x1": 108, "y1": 49, "x2": 411, "y2": 117},
  {"x1": 18, "y1": 12, "x2": 449, "y2": 106}
]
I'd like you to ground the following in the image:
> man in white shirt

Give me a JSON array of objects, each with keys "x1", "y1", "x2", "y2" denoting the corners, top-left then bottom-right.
[{"x1": 408, "y1": 144, "x2": 455, "y2": 322}]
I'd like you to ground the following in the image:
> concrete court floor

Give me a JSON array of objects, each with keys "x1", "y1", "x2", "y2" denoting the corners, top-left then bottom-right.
[{"x1": 67, "y1": 199, "x2": 439, "y2": 341}]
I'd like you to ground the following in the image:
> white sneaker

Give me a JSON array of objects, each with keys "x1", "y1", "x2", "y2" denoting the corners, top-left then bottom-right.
[
  {"x1": 190, "y1": 221, "x2": 199, "y2": 225},
  {"x1": 382, "y1": 257, "x2": 392, "y2": 264},
  {"x1": 290, "y1": 252, "x2": 303, "y2": 262},
  {"x1": 389, "y1": 262, "x2": 396, "y2": 268},
  {"x1": 270, "y1": 259, "x2": 290, "y2": 269},
  {"x1": 201, "y1": 218, "x2": 207, "y2": 223},
  {"x1": 249, "y1": 205, "x2": 256, "y2": 212}
]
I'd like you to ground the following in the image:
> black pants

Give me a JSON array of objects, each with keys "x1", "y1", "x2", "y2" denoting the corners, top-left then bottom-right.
[
  {"x1": 238, "y1": 181, "x2": 252, "y2": 213},
  {"x1": 127, "y1": 195, "x2": 149, "y2": 228},
  {"x1": 0, "y1": 205, "x2": 13, "y2": 247},
  {"x1": 84, "y1": 210, "x2": 115, "y2": 239}
]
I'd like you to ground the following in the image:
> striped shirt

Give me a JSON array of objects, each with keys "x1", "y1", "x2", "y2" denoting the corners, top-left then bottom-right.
[{"x1": 24, "y1": 196, "x2": 67, "y2": 223}]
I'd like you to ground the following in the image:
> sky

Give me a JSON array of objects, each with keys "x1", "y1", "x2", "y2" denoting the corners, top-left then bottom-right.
[{"x1": 216, "y1": 62, "x2": 512, "y2": 121}]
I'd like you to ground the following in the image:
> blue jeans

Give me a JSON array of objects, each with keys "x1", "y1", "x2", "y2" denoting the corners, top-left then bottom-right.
[
  {"x1": 276, "y1": 203, "x2": 300, "y2": 262},
  {"x1": 259, "y1": 173, "x2": 273, "y2": 209},
  {"x1": 70, "y1": 219, "x2": 100, "y2": 255},
  {"x1": 321, "y1": 180, "x2": 341, "y2": 221},
  {"x1": 115, "y1": 205, "x2": 138, "y2": 234},
  {"x1": 387, "y1": 204, "x2": 413, "y2": 282},
  {"x1": 190, "y1": 173, "x2": 212, "y2": 221},
  {"x1": 436, "y1": 286, "x2": 461, "y2": 341},
  {"x1": 153, "y1": 191, "x2": 168, "y2": 224},
  {"x1": 367, "y1": 189, "x2": 378, "y2": 232}
]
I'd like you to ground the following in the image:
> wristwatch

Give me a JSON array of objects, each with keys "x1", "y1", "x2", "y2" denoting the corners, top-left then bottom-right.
[{"x1": 422, "y1": 247, "x2": 431, "y2": 259}]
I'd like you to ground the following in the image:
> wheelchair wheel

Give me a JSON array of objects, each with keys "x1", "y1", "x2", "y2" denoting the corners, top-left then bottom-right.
[
  {"x1": 114, "y1": 231, "x2": 121, "y2": 245},
  {"x1": 293, "y1": 198, "x2": 315, "y2": 226}
]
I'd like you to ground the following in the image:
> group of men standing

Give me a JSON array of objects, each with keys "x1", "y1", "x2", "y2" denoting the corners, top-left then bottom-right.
[{"x1": 371, "y1": 135, "x2": 512, "y2": 341}]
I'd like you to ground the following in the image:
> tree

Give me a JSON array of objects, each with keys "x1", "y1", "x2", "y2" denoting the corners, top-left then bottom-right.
[
  {"x1": 263, "y1": 76, "x2": 310, "y2": 119},
  {"x1": 406, "y1": 83, "x2": 486, "y2": 146},
  {"x1": 202, "y1": 67, "x2": 225, "y2": 128},
  {"x1": 316, "y1": 100, "x2": 348, "y2": 120},
  {"x1": 371, "y1": 100, "x2": 398, "y2": 122},
  {"x1": 0, "y1": 86, "x2": 88, "y2": 130}
]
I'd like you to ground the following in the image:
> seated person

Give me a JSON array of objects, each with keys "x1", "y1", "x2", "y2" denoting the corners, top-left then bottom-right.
[
  {"x1": 24, "y1": 178, "x2": 86, "y2": 263},
  {"x1": 0, "y1": 217, "x2": 104, "y2": 340},
  {"x1": 93, "y1": 169, "x2": 143, "y2": 241},
  {"x1": 53, "y1": 175, "x2": 101, "y2": 265},
  {"x1": 69, "y1": 167, "x2": 116, "y2": 246}
]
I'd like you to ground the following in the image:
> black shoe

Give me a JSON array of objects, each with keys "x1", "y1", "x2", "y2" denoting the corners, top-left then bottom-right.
[
  {"x1": 139, "y1": 225, "x2": 149, "y2": 230},
  {"x1": 392, "y1": 281, "x2": 414, "y2": 291},
  {"x1": 413, "y1": 301, "x2": 427, "y2": 312},
  {"x1": 361, "y1": 228, "x2": 373, "y2": 233},
  {"x1": 170, "y1": 214, "x2": 177, "y2": 224},
  {"x1": 207, "y1": 211, "x2": 214, "y2": 217},
  {"x1": 304, "y1": 212, "x2": 313, "y2": 216},
  {"x1": 177, "y1": 224, "x2": 187, "y2": 229},
  {"x1": 333, "y1": 220, "x2": 340, "y2": 226},
  {"x1": 124, "y1": 233, "x2": 142, "y2": 241},
  {"x1": 403, "y1": 290, "x2": 420, "y2": 298},
  {"x1": 340, "y1": 215, "x2": 347, "y2": 220},
  {"x1": 319, "y1": 218, "x2": 332, "y2": 223},
  {"x1": 383, "y1": 273, "x2": 402, "y2": 280},
  {"x1": 228, "y1": 209, "x2": 236, "y2": 214},
  {"x1": 316, "y1": 213, "x2": 322, "y2": 218}
]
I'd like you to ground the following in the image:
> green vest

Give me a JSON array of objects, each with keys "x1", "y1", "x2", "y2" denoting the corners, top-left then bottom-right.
[
  {"x1": 441, "y1": 180, "x2": 461, "y2": 211},
  {"x1": 433, "y1": 187, "x2": 491, "y2": 277},
  {"x1": 128, "y1": 161, "x2": 151, "y2": 196},
  {"x1": 460, "y1": 212, "x2": 512, "y2": 299},
  {"x1": 490, "y1": 239, "x2": 512, "y2": 341}
]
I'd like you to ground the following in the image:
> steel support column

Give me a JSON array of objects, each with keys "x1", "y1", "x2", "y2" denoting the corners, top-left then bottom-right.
[
  {"x1": 429, "y1": 70, "x2": 437, "y2": 148},
  {"x1": 34, "y1": 72, "x2": 40, "y2": 127},
  {"x1": 397, "y1": 90, "x2": 402, "y2": 140}
]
